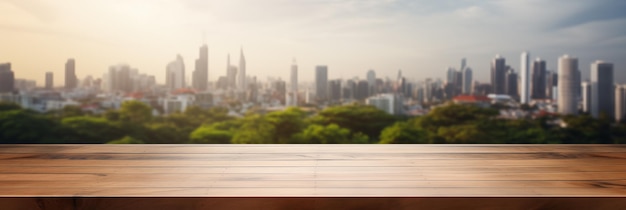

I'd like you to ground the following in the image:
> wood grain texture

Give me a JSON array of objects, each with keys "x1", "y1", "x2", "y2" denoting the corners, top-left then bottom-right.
[{"x1": 0, "y1": 144, "x2": 625, "y2": 209}]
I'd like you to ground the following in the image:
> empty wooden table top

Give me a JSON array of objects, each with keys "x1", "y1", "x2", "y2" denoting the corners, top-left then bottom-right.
[{"x1": 0, "y1": 144, "x2": 625, "y2": 198}]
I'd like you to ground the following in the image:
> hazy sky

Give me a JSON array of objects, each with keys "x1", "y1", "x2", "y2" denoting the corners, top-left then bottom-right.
[{"x1": 1, "y1": 0, "x2": 625, "y2": 86}]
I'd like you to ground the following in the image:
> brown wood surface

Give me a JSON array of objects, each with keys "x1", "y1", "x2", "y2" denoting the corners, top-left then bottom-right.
[{"x1": 0, "y1": 144, "x2": 625, "y2": 210}]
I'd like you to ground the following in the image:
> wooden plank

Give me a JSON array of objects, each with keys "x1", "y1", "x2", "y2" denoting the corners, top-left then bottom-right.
[
  {"x1": 0, "y1": 144, "x2": 625, "y2": 199},
  {"x1": 2, "y1": 144, "x2": 626, "y2": 154},
  {"x1": 2, "y1": 197, "x2": 626, "y2": 210}
]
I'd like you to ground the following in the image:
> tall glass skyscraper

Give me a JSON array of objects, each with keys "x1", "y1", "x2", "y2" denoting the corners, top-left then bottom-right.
[
  {"x1": 238, "y1": 48, "x2": 246, "y2": 92},
  {"x1": 591, "y1": 60, "x2": 614, "y2": 118},
  {"x1": 315, "y1": 66, "x2": 328, "y2": 103},
  {"x1": 192, "y1": 44, "x2": 209, "y2": 91},
  {"x1": 491, "y1": 55, "x2": 506, "y2": 94},
  {"x1": 531, "y1": 58, "x2": 546, "y2": 99}
]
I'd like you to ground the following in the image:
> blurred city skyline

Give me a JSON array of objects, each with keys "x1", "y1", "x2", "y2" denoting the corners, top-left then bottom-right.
[{"x1": 1, "y1": 0, "x2": 625, "y2": 85}]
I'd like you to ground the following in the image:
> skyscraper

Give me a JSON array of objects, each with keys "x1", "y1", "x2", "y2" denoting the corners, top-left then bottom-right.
[
  {"x1": 315, "y1": 66, "x2": 328, "y2": 102},
  {"x1": 105, "y1": 64, "x2": 133, "y2": 93},
  {"x1": 461, "y1": 58, "x2": 467, "y2": 72},
  {"x1": 166, "y1": 55, "x2": 185, "y2": 90},
  {"x1": 520, "y1": 52, "x2": 530, "y2": 104},
  {"x1": 446, "y1": 67, "x2": 456, "y2": 84},
  {"x1": 192, "y1": 44, "x2": 208, "y2": 91},
  {"x1": 287, "y1": 59, "x2": 298, "y2": 106},
  {"x1": 367, "y1": 70, "x2": 376, "y2": 96},
  {"x1": 506, "y1": 69, "x2": 518, "y2": 99},
  {"x1": 491, "y1": 55, "x2": 506, "y2": 94},
  {"x1": 558, "y1": 55, "x2": 579, "y2": 115},
  {"x1": 65, "y1": 59, "x2": 77, "y2": 90},
  {"x1": 546, "y1": 71, "x2": 558, "y2": 100},
  {"x1": 424, "y1": 78, "x2": 433, "y2": 103},
  {"x1": 616, "y1": 85, "x2": 625, "y2": 122},
  {"x1": 356, "y1": 80, "x2": 369, "y2": 100},
  {"x1": 45, "y1": 72, "x2": 53, "y2": 89},
  {"x1": 0, "y1": 63, "x2": 14, "y2": 93},
  {"x1": 591, "y1": 60, "x2": 614, "y2": 118},
  {"x1": 582, "y1": 81, "x2": 591, "y2": 113},
  {"x1": 329, "y1": 79, "x2": 342, "y2": 102},
  {"x1": 531, "y1": 58, "x2": 547, "y2": 99},
  {"x1": 227, "y1": 66, "x2": 238, "y2": 89},
  {"x1": 462, "y1": 67, "x2": 473, "y2": 95},
  {"x1": 238, "y1": 48, "x2": 246, "y2": 92}
]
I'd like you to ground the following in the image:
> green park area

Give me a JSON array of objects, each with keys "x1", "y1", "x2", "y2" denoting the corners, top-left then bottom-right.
[{"x1": 1, "y1": 101, "x2": 625, "y2": 144}]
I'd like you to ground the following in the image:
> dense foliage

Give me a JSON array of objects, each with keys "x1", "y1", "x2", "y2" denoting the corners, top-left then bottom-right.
[{"x1": 0, "y1": 101, "x2": 624, "y2": 144}]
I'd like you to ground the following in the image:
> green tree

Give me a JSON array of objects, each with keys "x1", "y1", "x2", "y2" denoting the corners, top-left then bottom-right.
[
  {"x1": 108, "y1": 136, "x2": 144, "y2": 144},
  {"x1": 189, "y1": 125, "x2": 233, "y2": 144},
  {"x1": 413, "y1": 104, "x2": 501, "y2": 143},
  {"x1": 311, "y1": 104, "x2": 397, "y2": 141},
  {"x1": 0, "y1": 109, "x2": 59, "y2": 143},
  {"x1": 379, "y1": 121, "x2": 428, "y2": 144},
  {"x1": 295, "y1": 124, "x2": 364, "y2": 144},
  {"x1": 561, "y1": 114, "x2": 612, "y2": 143},
  {"x1": 0, "y1": 102, "x2": 21, "y2": 112},
  {"x1": 119, "y1": 101, "x2": 152, "y2": 124},
  {"x1": 231, "y1": 114, "x2": 275, "y2": 144},
  {"x1": 143, "y1": 123, "x2": 188, "y2": 144},
  {"x1": 60, "y1": 116, "x2": 124, "y2": 144},
  {"x1": 266, "y1": 107, "x2": 308, "y2": 143}
]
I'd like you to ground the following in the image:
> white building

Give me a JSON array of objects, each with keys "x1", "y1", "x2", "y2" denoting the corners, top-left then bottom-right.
[
  {"x1": 287, "y1": 59, "x2": 298, "y2": 106},
  {"x1": 161, "y1": 91, "x2": 196, "y2": 114},
  {"x1": 366, "y1": 93, "x2": 403, "y2": 115},
  {"x1": 582, "y1": 81, "x2": 591, "y2": 113},
  {"x1": 558, "y1": 55, "x2": 579, "y2": 115},
  {"x1": 520, "y1": 51, "x2": 530, "y2": 104},
  {"x1": 238, "y1": 48, "x2": 247, "y2": 92},
  {"x1": 166, "y1": 55, "x2": 185, "y2": 90}
]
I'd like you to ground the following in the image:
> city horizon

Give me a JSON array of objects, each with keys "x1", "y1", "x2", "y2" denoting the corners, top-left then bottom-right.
[{"x1": 1, "y1": 0, "x2": 625, "y2": 85}]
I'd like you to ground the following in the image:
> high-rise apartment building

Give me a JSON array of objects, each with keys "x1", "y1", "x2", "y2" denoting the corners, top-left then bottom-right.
[
  {"x1": 582, "y1": 81, "x2": 591, "y2": 113},
  {"x1": 462, "y1": 67, "x2": 473, "y2": 95},
  {"x1": 506, "y1": 69, "x2": 518, "y2": 99},
  {"x1": 65, "y1": 59, "x2": 77, "y2": 90},
  {"x1": 166, "y1": 55, "x2": 185, "y2": 90},
  {"x1": 192, "y1": 44, "x2": 208, "y2": 91},
  {"x1": 446, "y1": 67, "x2": 456, "y2": 85},
  {"x1": 461, "y1": 58, "x2": 467, "y2": 72},
  {"x1": 558, "y1": 55, "x2": 579, "y2": 115},
  {"x1": 45, "y1": 72, "x2": 54, "y2": 89},
  {"x1": 315, "y1": 66, "x2": 328, "y2": 102},
  {"x1": 366, "y1": 93, "x2": 403, "y2": 115},
  {"x1": 616, "y1": 85, "x2": 625, "y2": 122},
  {"x1": 591, "y1": 60, "x2": 614, "y2": 118},
  {"x1": 0, "y1": 63, "x2": 14, "y2": 93},
  {"x1": 491, "y1": 55, "x2": 506, "y2": 94},
  {"x1": 367, "y1": 70, "x2": 376, "y2": 96},
  {"x1": 329, "y1": 79, "x2": 342, "y2": 102},
  {"x1": 546, "y1": 71, "x2": 558, "y2": 100},
  {"x1": 238, "y1": 48, "x2": 246, "y2": 92},
  {"x1": 104, "y1": 64, "x2": 133, "y2": 93},
  {"x1": 531, "y1": 58, "x2": 546, "y2": 99},
  {"x1": 287, "y1": 60, "x2": 298, "y2": 106},
  {"x1": 520, "y1": 52, "x2": 530, "y2": 104}
]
